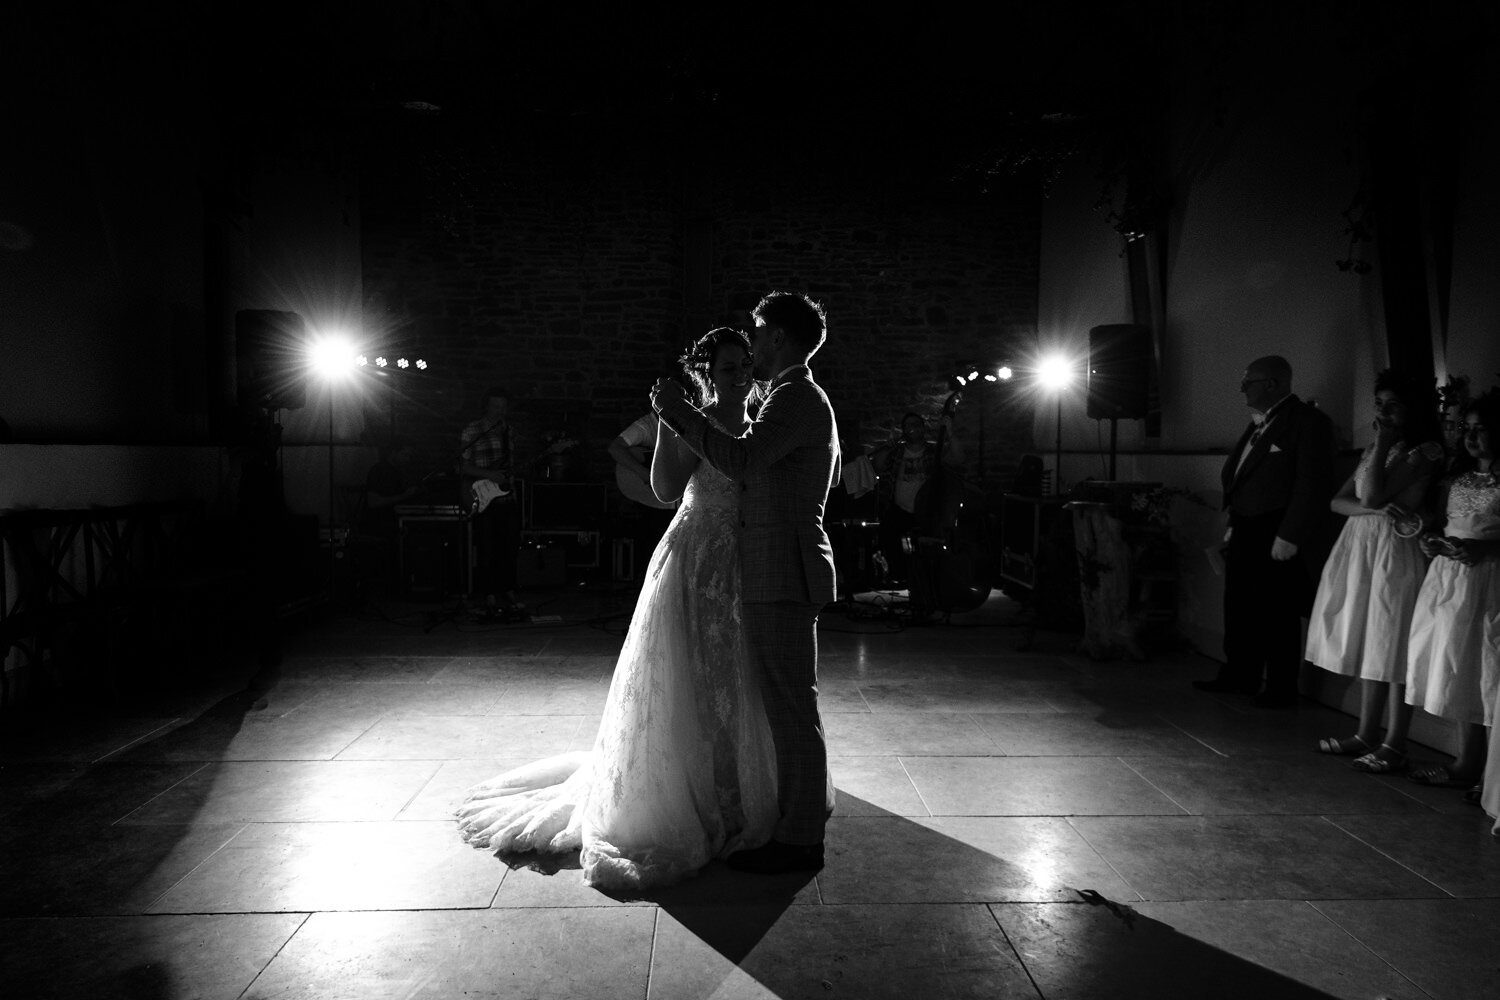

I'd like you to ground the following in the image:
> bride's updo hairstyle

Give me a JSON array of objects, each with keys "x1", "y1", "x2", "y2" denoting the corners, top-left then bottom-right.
[{"x1": 679, "y1": 326, "x2": 753, "y2": 406}]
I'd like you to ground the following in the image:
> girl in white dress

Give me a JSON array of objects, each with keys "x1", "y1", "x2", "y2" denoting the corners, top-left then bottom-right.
[
  {"x1": 456, "y1": 328, "x2": 778, "y2": 891},
  {"x1": 1305, "y1": 371, "x2": 1442, "y2": 773},
  {"x1": 1407, "y1": 392, "x2": 1500, "y2": 790}
]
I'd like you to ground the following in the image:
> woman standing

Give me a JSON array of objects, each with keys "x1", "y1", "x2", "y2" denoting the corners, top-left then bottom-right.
[
  {"x1": 1305, "y1": 370, "x2": 1442, "y2": 772},
  {"x1": 456, "y1": 328, "x2": 778, "y2": 891},
  {"x1": 1407, "y1": 391, "x2": 1500, "y2": 790}
]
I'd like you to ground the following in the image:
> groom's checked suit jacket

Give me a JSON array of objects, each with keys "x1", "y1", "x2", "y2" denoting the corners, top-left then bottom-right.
[{"x1": 660, "y1": 365, "x2": 840, "y2": 605}]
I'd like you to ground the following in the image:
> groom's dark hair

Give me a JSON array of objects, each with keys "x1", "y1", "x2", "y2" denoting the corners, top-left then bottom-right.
[{"x1": 753, "y1": 291, "x2": 827, "y2": 357}]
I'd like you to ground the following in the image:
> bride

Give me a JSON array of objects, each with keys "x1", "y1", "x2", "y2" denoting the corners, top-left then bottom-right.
[{"x1": 456, "y1": 327, "x2": 778, "y2": 891}]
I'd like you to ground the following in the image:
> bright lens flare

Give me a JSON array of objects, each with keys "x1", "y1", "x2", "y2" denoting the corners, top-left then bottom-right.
[
  {"x1": 309, "y1": 336, "x2": 357, "y2": 379},
  {"x1": 1036, "y1": 354, "x2": 1072, "y2": 391},
  {"x1": 997, "y1": 366, "x2": 1014, "y2": 381}
]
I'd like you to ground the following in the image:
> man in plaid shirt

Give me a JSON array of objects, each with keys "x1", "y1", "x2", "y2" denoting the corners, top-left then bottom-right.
[{"x1": 652, "y1": 291, "x2": 840, "y2": 874}]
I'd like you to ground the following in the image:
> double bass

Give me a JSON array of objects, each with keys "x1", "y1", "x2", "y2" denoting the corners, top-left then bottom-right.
[{"x1": 909, "y1": 388, "x2": 994, "y2": 614}]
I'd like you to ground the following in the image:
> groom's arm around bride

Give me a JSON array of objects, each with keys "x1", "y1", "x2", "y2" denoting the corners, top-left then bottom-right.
[{"x1": 651, "y1": 291, "x2": 840, "y2": 874}]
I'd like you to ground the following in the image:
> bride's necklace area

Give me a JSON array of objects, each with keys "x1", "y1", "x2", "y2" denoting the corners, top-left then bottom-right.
[{"x1": 706, "y1": 398, "x2": 751, "y2": 434}]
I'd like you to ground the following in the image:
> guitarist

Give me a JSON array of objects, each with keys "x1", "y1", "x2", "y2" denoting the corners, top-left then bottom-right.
[
  {"x1": 868, "y1": 411, "x2": 963, "y2": 592},
  {"x1": 459, "y1": 387, "x2": 521, "y2": 615}
]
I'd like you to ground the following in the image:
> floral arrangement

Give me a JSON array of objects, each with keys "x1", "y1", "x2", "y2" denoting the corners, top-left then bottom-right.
[{"x1": 1127, "y1": 484, "x2": 1211, "y2": 528}]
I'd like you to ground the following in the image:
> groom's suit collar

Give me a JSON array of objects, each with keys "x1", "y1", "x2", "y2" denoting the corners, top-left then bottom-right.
[{"x1": 771, "y1": 363, "x2": 811, "y2": 386}]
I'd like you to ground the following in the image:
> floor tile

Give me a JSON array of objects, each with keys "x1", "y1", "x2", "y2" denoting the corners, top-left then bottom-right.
[
  {"x1": 244, "y1": 907, "x2": 654, "y2": 1000},
  {"x1": 815, "y1": 678, "x2": 870, "y2": 713},
  {"x1": 2, "y1": 913, "x2": 307, "y2": 1000},
  {"x1": 1070, "y1": 815, "x2": 1446, "y2": 900},
  {"x1": 147, "y1": 821, "x2": 503, "y2": 912},
  {"x1": 489, "y1": 858, "x2": 656, "y2": 907},
  {"x1": 278, "y1": 655, "x2": 450, "y2": 682},
  {"x1": 823, "y1": 712, "x2": 1000, "y2": 755},
  {"x1": 1155, "y1": 702, "x2": 1367, "y2": 757},
  {"x1": 333, "y1": 714, "x2": 588, "y2": 760},
  {"x1": 972, "y1": 710, "x2": 1214, "y2": 756},
  {"x1": 815, "y1": 814, "x2": 1138, "y2": 904},
  {"x1": 649, "y1": 902, "x2": 1035, "y2": 1000},
  {"x1": 829, "y1": 756, "x2": 928, "y2": 816},
  {"x1": 117, "y1": 760, "x2": 442, "y2": 824},
  {"x1": 994, "y1": 899, "x2": 1423, "y2": 1000},
  {"x1": 396, "y1": 757, "x2": 537, "y2": 820},
  {"x1": 0, "y1": 714, "x2": 181, "y2": 763},
  {"x1": 1326, "y1": 812, "x2": 1500, "y2": 897},
  {"x1": 486, "y1": 674, "x2": 610, "y2": 714},
  {"x1": 114, "y1": 712, "x2": 377, "y2": 762},
  {"x1": 902, "y1": 755, "x2": 1188, "y2": 816},
  {"x1": 0, "y1": 822, "x2": 245, "y2": 915},
  {"x1": 857, "y1": 677, "x2": 1060, "y2": 713},
  {"x1": 1311, "y1": 898, "x2": 1500, "y2": 1000},
  {"x1": 280, "y1": 680, "x2": 506, "y2": 719},
  {"x1": 431, "y1": 653, "x2": 612, "y2": 683},
  {"x1": 1120, "y1": 753, "x2": 1438, "y2": 815},
  {"x1": 0, "y1": 759, "x2": 206, "y2": 828}
]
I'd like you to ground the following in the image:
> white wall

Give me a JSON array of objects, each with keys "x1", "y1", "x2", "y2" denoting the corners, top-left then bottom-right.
[{"x1": 1036, "y1": 16, "x2": 1500, "y2": 754}]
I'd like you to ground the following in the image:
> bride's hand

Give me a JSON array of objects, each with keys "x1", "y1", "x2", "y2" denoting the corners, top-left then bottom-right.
[{"x1": 652, "y1": 378, "x2": 687, "y2": 411}]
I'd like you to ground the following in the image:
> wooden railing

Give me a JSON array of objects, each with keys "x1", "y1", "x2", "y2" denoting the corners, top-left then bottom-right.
[{"x1": 0, "y1": 502, "x2": 246, "y2": 710}]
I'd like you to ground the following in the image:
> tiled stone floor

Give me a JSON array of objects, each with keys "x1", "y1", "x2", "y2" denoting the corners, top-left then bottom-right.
[{"x1": 2, "y1": 584, "x2": 1497, "y2": 999}]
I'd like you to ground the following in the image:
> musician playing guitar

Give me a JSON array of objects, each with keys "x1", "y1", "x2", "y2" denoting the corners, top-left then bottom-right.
[
  {"x1": 868, "y1": 410, "x2": 964, "y2": 591},
  {"x1": 459, "y1": 387, "x2": 522, "y2": 615}
]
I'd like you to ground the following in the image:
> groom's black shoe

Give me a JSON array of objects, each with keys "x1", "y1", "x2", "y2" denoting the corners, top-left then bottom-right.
[{"x1": 726, "y1": 840, "x2": 824, "y2": 875}]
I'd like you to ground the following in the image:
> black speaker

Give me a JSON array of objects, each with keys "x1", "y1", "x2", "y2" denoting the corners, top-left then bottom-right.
[
  {"x1": 1086, "y1": 324, "x2": 1151, "y2": 420},
  {"x1": 236, "y1": 309, "x2": 307, "y2": 411}
]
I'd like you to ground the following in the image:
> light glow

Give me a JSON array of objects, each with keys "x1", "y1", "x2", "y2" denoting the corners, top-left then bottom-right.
[
  {"x1": 309, "y1": 335, "x2": 357, "y2": 380},
  {"x1": 997, "y1": 366, "x2": 1014, "y2": 381},
  {"x1": 1036, "y1": 354, "x2": 1073, "y2": 391}
]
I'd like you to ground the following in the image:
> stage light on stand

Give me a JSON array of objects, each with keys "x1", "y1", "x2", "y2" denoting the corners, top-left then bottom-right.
[{"x1": 1036, "y1": 353, "x2": 1074, "y2": 496}]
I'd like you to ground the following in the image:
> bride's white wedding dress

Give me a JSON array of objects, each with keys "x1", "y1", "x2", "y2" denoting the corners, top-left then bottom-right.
[{"x1": 456, "y1": 438, "x2": 778, "y2": 891}]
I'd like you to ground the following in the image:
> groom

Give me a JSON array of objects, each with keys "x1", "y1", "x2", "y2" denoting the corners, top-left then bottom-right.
[{"x1": 652, "y1": 291, "x2": 840, "y2": 874}]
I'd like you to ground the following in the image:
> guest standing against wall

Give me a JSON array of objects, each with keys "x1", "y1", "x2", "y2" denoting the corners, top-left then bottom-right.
[{"x1": 1195, "y1": 355, "x2": 1336, "y2": 708}]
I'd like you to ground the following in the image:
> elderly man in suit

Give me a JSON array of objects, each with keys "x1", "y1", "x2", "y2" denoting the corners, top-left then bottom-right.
[
  {"x1": 652, "y1": 291, "x2": 840, "y2": 874},
  {"x1": 1195, "y1": 355, "x2": 1336, "y2": 708}
]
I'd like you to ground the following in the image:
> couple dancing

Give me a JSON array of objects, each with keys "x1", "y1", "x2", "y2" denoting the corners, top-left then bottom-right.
[{"x1": 456, "y1": 291, "x2": 841, "y2": 890}]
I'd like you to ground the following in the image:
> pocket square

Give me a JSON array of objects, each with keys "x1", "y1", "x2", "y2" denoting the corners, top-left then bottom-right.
[{"x1": 1269, "y1": 444, "x2": 1283, "y2": 453}]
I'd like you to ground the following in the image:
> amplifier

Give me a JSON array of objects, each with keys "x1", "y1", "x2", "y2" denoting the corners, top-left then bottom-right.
[{"x1": 520, "y1": 529, "x2": 601, "y2": 568}]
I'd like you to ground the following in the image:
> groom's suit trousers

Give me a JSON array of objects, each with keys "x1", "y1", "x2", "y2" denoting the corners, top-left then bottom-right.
[{"x1": 743, "y1": 601, "x2": 834, "y2": 846}]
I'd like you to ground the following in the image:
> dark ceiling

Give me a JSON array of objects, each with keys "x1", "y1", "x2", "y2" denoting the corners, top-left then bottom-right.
[{"x1": 7, "y1": 1, "x2": 1493, "y2": 189}]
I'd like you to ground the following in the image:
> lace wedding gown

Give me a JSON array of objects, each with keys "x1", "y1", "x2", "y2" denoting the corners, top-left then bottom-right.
[{"x1": 456, "y1": 442, "x2": 778, "y2": 891}]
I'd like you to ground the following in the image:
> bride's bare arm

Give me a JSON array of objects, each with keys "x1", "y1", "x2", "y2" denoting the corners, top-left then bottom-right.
[{"x1": 650, "y1": 418, "x2": 699, "y2": 504}]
